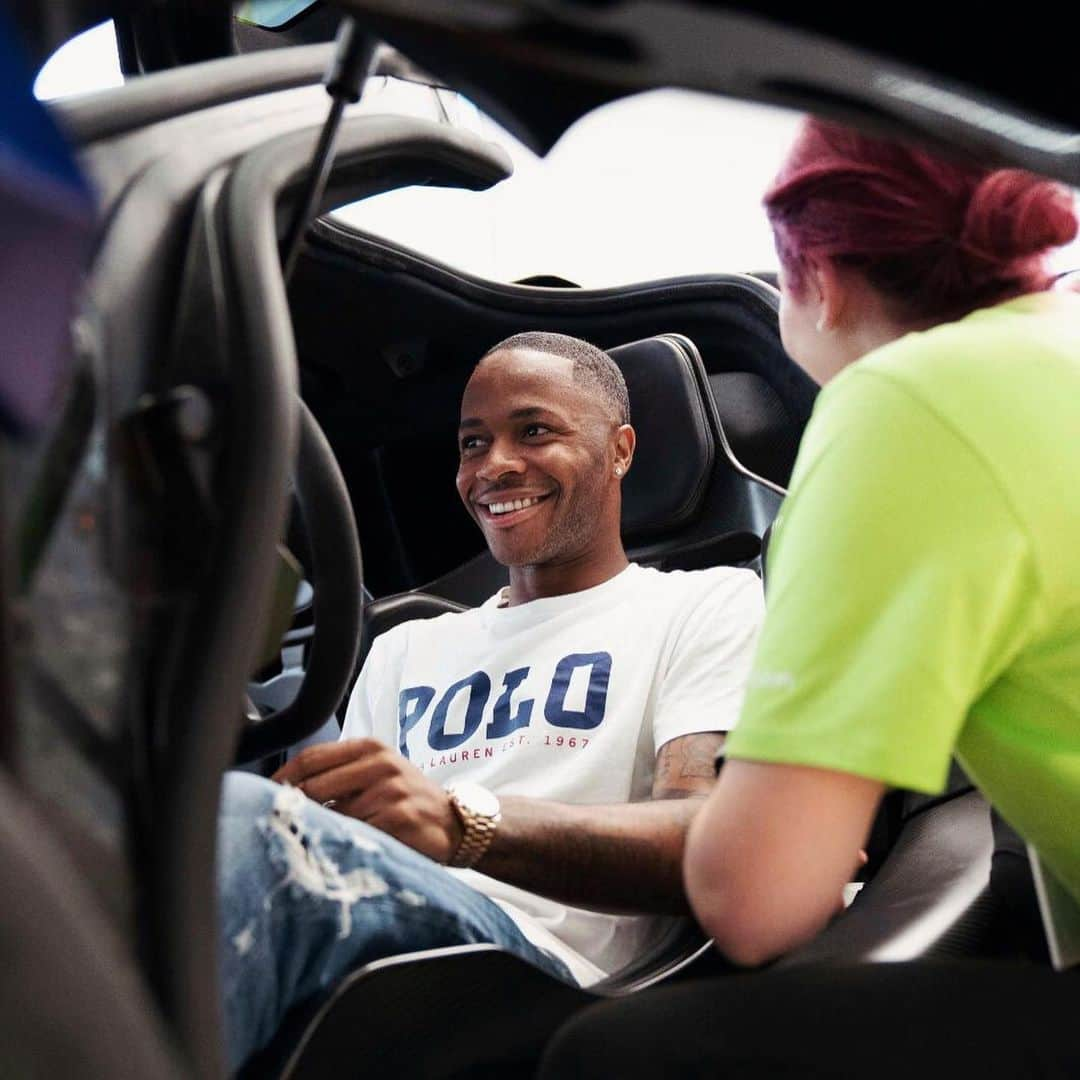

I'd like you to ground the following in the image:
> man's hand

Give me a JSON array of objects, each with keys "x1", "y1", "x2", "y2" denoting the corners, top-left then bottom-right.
[
  {"x1": 270, "y1": 732, "x2": 729, "y2": 913},
  {"x1": 272, "y1": 739, "x2": 464, "y2": 864}
]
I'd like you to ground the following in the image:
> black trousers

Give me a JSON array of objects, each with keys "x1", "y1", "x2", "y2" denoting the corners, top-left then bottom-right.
[{"x1": 538, "y1": 961, "x2": 1080, "y2": 1079}]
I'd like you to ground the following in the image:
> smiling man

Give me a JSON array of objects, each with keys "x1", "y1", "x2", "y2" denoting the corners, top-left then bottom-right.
[{"x1": 217, "y1": 332, "x2": 763, "y2": 1069}]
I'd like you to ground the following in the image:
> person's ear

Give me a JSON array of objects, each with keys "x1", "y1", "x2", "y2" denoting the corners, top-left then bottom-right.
[
  {"x1": 613, "y1": 424, "x2": 636, "y2": 479},
  {"x1": 806, "y1": 256, "x2": 848, "y2": 333}
]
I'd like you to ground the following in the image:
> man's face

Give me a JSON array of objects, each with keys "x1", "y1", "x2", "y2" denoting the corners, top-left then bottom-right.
[{"x1": 456, "y1": 348, "x2": 618, "y2": 568}]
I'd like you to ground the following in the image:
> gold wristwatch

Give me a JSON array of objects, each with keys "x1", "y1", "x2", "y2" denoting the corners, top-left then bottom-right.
[{"x1": 444, "y1": 781, "x2": 501, "y2": 869}]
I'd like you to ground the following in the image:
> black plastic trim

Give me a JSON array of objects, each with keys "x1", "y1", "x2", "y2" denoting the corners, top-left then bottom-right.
[
  {"x1": 311, "y1": 217, "x2": 783, "y2": 314},
  {"x1": 326, "y1": 1, "x2": 1080, "y2": 183},
  {"x1": 777, "y1": 790, "x2": 995, "y2": 966},
  {"x1": 235, "y1": 401, "x2": 363, "y2": 762},
  {"x1": 145, "y1": 118, "x2": 301, "y2": 1078},
  {"x1": 54, "y1": 43, "x2": 336, "y2": 145},
  {"x1": 143, "y1": 114, "x2": 511, "y2": 1070},
  {"x1": 665, "y1": 332, "x2": 786, "y2": 497}
]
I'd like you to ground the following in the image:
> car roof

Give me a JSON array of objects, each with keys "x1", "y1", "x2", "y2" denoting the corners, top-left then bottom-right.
[{"x1": 28, "y1": 1, "x2": 1080, "y2": 186}]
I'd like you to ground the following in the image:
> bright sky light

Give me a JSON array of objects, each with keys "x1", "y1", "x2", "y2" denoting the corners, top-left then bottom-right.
[
  {"x1": 336, "y1": 87, "x2": 801, "y2": 285},
  {"x1": 32, "y1": 20, "x2": 1080, "y2": 283},
  {"x1": 33, "y1": 21, "x2": 123, "y2": 101}
]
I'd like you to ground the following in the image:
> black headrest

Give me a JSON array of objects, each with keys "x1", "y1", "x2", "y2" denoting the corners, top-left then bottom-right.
[{"x1": 610, "y1": 335, "x2": 715, "y2": 540}]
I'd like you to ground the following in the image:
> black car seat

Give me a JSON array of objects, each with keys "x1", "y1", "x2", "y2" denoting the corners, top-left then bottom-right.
[{"x1": 351, "y1": 332, "x2": 782, "y2": 679}]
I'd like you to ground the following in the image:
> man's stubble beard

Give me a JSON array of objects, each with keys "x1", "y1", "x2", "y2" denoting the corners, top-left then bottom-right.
[{"x1": 517, "y1": 464, "x2": 614, "y2": 570}]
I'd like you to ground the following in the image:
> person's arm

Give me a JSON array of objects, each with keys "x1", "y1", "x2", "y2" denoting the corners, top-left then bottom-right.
[
  {"x1": 481, "y1": 729, "x2": 726, "y2": 913},
  {"x1": 684, "y1": 760, "x2": 882, "y2": 966},
  {"x1": 273, "y1": 730, "x2": 724, "y2": 915}
]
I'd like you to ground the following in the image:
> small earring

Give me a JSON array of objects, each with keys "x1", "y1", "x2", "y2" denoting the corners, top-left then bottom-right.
[
  {"x1": 816, "y1": 316, "x2": 826, "y2": 333},
  {"x1": 614, "y1": 466, "x2": 624, "y2": 477}
]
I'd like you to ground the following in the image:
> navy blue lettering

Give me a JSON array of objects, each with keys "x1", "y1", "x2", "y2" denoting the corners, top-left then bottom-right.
[
  {"x1": 398, "y1": 686, "x2": 435, "y2": 759},
  {"x1": 544, "y1": 652, "x2": 612, "y2": 730},
  {"x1": 486, "y1": 667, "x2": 534, "y2": 739},
  {"x1": 428, "y1": 672, "x2": 492, "y2": 750}
]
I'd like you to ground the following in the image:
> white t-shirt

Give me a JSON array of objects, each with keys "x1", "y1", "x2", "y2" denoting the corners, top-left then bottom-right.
[{"x1": 341, "y1": 562, "x2": 764, "y2": 982}]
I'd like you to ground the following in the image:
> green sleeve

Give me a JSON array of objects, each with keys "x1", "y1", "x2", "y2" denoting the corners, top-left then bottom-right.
[{"x1": 725, "y1": 368, "x2": 1042, "y2": 793}]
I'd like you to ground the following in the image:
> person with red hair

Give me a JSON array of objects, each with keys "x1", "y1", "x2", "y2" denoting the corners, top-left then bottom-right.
[{"x1": 540, "y1": 118, "x2": 1080, "y2": 1077}]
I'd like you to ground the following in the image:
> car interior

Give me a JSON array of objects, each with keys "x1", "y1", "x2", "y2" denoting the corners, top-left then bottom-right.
[{"x1": 6, "y1": 3, "x2": 1074, "y2": 1077}]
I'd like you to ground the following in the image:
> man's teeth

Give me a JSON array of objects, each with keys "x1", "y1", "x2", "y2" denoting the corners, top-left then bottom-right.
[{"x1": 488, "y1": 496, "x2": 542, "y2": 516}]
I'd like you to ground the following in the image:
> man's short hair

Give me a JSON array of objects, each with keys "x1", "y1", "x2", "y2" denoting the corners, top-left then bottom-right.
[{"x1": 479, "y1": 331, "x2": 631, "y2": 426}]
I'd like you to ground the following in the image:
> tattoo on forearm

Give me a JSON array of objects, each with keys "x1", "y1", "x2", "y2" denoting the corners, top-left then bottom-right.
[{"x1": 652, "y1": 732, "x2": 726, "y2": 799}]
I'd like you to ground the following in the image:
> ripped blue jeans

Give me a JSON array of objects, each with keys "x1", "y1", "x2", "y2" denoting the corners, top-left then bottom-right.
[{"x1": 217, "y1": 772, "x2": 573, "y2": 1071}]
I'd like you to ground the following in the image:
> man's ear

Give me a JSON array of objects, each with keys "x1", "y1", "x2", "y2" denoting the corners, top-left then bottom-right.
[
  {"x1": 614, "y1": 424, "x2": 636, "y2": 477},
  {"x1": 806, "y1": 255, "x2": 848, "y2": 333}
]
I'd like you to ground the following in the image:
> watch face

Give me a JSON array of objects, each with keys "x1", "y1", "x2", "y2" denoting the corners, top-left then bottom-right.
[{"x1": 448, "y1": 781, "x2": 500, "y2": 819}]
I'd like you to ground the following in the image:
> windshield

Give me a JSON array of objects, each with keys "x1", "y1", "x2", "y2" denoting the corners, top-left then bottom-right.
[
  {"x1": 333, "y1": 87, "x2": 1080, "y2": 288},
  {"x1": 333, "y1": 91, "x2": 803, "y2": 286}
]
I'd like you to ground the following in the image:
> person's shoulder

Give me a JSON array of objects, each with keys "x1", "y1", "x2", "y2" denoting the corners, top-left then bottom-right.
[
  {"x1": 633, "y1": 563, "x2": 763, "y2": 613},
  {"x1": 370, "y1": 601, "x2": 489, "y2": 655},
  {"x1": 857, "y1": 292, "x2": 1080, "y2": 398},
  {"x1": 819, "y1": 294, "x2": 1080, "y2": 484},
  {"x1": 806, "y1": 329, "x2": 962, "y2": 451},
  {"x1": 629, "y1": 566, "x2": 764, "y2": 667},
  {"x1": 634, "y1": 562, "x2": 760, "y2": 592}
]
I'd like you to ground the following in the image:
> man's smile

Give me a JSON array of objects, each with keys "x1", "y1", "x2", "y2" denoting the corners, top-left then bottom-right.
[{"x1": 475, "y1": 491, "x2": 554, "y2": 528}]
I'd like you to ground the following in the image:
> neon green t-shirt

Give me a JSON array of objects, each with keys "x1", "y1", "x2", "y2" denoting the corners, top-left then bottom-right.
[{"x1": 725, "y1": 291, "x2": 1080, "y2": 902}]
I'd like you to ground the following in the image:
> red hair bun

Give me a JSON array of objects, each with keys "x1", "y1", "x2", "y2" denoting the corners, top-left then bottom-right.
[
  {"x1": 766, "y1": 119, "x2": 1078, "y2": 321},
  {"x1": 963, "y1": 171, "x2": 1078, "y2": 262}
]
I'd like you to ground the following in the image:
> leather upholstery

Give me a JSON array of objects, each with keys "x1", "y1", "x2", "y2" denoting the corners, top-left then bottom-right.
[
  {"x1": 414, "y1": 332, "x2": 782, "y2": 611},
  {"x1": 611, "y1": 335, "x2": 714, "y2": 540},
  {"x1": 364, "y1": 592, "x2": 466, "y2": 643}
]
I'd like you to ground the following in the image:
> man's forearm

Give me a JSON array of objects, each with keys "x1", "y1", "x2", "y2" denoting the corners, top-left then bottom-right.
[
  {"x1": 475, "y1": 795, "x2": 704, "y2": 915},
  {"x1": 273, "y1": 734, "x2": 722, "y2": 914}
]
